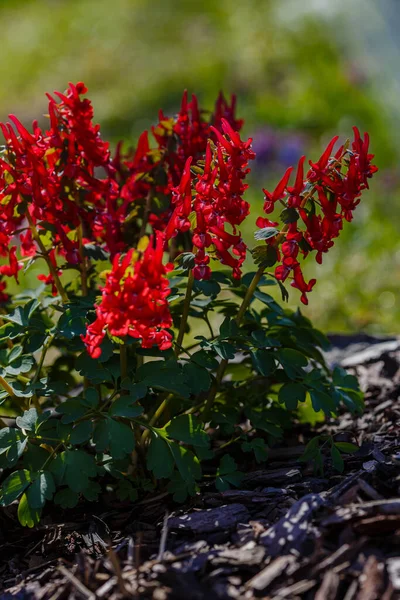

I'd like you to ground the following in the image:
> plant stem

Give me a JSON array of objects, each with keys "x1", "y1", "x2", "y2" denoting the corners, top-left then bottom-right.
[
  {"x1": 26, "y1": 212, "x2": 69, "y2": 304},
  {"x1": 202, "y1": 265, "x2": 264, "y2": 421},
  {"x1": 77, "y1": 222, "x2": 88, "y2": 296},
  {"x1": 175, "y1": 269, "x2": 194, "y2": 356},
  {"x1": 120, "y1": 343, "x2": 128, "y2": 387},
  {"x1": 0, "y1": 316, "x2": 13, "y2": 349},
  {"x1": 140, "y1": 393, "x2": 173, "y2": 448},
  {"x1": 40, "y1": 442, "x2": 64, "y2": 472},
  {"x1": 0, "y1": 375, "x2": 25, "y2": 408},
  {"x1": 30, "y1": 333, "x2": 55, "y2": 413},
  {"x1": 139, "y1": 189, "x2": 154, "y2": 239},
  {"x1": 235, "y1": 266, "x2": 264, "y2": 324}
]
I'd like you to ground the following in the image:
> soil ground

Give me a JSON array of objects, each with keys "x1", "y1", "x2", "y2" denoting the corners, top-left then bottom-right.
[{"x1": 1, "y1": 335, "x2": 399, "y2": 599}]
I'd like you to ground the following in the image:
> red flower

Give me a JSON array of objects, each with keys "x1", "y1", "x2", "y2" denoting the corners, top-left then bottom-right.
[
  {"x1": 37, "y1": 249, "x2": 62, "y2": 296},
  {"x1": 0, "y1": 278, "x2": 9, "y2": 304},
  {"x1": 166, "y1": 119, "x2": 255, "y2": 280},
  {"x1": 0, "y1": 247, "x2": 22, "y2": 282},
  {"x1": 82, "y1": 232, "x2": 173, "y2": 358},
  {"x1": 262, "y1": 167, "x2": 293, "y2": 214},
  {"x1": 257, "y1": 129, "x2": 377, "y2": 304}
]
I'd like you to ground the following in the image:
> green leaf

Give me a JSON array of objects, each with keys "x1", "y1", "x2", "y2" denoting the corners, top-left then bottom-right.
[
  {"x1": 254, "y1": 290, "x2": 283, "y2": 313},
  {"x1": 2, "y1": 306, "x2": 28, "y2": 327},
  {"x1": 276, "y1": 278, "x2": 289, "y2": 303},
  {"x1": 254, "y1": 227, "x2": 279, "y2": 241},
  {"x1": 252, "y1": 349, "x2": 276, "y2": 376},
  {"x1": 167, "y1": 471, "x2": 195, "y2": 502},
  {"x1": 138, "y1": 360, "x2": 190, "y2": 398},
  {"x1": 193, "y1": 278, "x2": 221, "y2": 297},
  {"x1": 299, "y1": 436, "x2": 321, "y2": 463},
  {"x1": 251, "y1": 330, "x2": 281, "y2": 349},
  {"x1": 176, "y1": 252, "x2": 196, "y2": 271},
  {"x1": 26, "y1": 472, "x2": 55, "y2": 508},
  {"x1": 277, "y1": 348, "x2": 308, "y2": 378},
  {"x1": 146, "y1": 433, "x2": 175, "y2": 479},
  {"x1": 76, "y1": 352, "x2": 113, "y2": 384},
  {"x1": 280, "y1": 207, "x2": 299, "y2": 224},
  {"x1": 62, "y1": 450, "x2": 97, "y2": 493},
  {"x1": 0, "y1": 321, "x2": 21, "y2": 341},
  {"x1": 191, "y1": 350, "x2": 219, "y2": 369},
  {"x1": 81, "y1": 388, "x2": 100, "y2": 409},
  {"x1": 82, "y1": 482, "x2": 101, "y2": 501},
  {"x1": 278, "y1": 383, "x2": 306, "y2": 410},
  {"x1": 109, "y1": 396, "x2": 144, "y2": 418},
  {"x1": 251, "y1": 245, "x2": 279, "y2": 268},
  {"x1": 0, "y1": 428, "x2": 27, "y2": 467},
  {"x1": 215, "y1": 455, "x2": 243, "y2": 491},
  {"x1": 56, "y1": 399, "x2": 88, "y2": 424},
  {"x1": 166, "y1": 415, "x2": 209, "y2": 448},
  {"x1": 7, "y1": 345, "x2": 23, "y2": 363},
  {"x1": 309, "y1": 390, "x2": 337, "y2": 415},
  {"x1": 70, "y1": 421, "x2": 94, "y2": 445},
  {"x1": 248, "y1": 409, "x2": 283, "y2": 438},
  {"x1": 333, "y1": 388, "x2": 364, "y2": 414},
  {"x1": 2, "y1": 299, "x2": 39, "y2": 327},
  {"x1": 93, "y1": 418, "x2": 135, "y2": 459},
  {"x1": 5, "y1": 355, "x2": 35, "y2": 375},
  {"x1": 183, "y1": 362, "x2": 211, "y2": 395},
  {"x1": 16, "y1": 408, "x2": 38, "y2": 432},
  {"x1": 84, "y1": 243, "x2": 110, "y2": 261},
  {"x1": 331, "y1": 445, "x2": 344, "y2": 473},
  {"x1": 213, "y1": 341, "x2": 236, "y2": 360},
  {"x1": 97, "y1": 336, "x2": 115, "y2": 363},
  {"x1": 48, "y1": 452, "x2": 67, "y2": 486},
  {"x1": 18, "y1": 493, "x2": 41, "y2": 527},
  {"x1": 120, "y1": 380, "x2": 148, "y2": 399},
  {"x1": 219, "y1": 316, "x2": 239, "y2": 338},
  {"x1": 241, "y1": 438, "x2": 269, "y2": 463},
  {"x1": 116, "y1": 480, "x2": 138, "y2": 502},
  {"x1": 0, "y1": 470, "x2": 32, "y2": 506},
  {"x1": 54, "y1": 488, "x2": 79, "y2": 508},
  {"x1": 22, "y1": 444, "x2": 50, "y2": 471},
  {"x1": 169, "y1": 443, "x2": 201, "y2": 495},
  {"x1": 334, "y1": 442, "x2": 359, "y2": 454},
  {"x1": 332, "y1": 366, "x2": 359, "y2": 390}
]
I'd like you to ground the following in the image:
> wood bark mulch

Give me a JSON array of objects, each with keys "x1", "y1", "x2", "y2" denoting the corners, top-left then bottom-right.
[{"x1": 0, "y1": 335, "x2": 399, "y2": 599}]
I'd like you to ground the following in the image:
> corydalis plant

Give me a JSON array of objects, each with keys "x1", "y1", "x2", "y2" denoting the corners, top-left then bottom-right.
[{"x1": 0, "y1": 83, "x2": 376, "y2": 526}]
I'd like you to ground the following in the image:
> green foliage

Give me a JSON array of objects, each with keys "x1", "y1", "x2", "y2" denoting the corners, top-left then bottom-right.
[
  {"x1": 299, "y1": 434, "x2": 359, "y2": 475},
  {"x1": 0, "y1": 58, "x2": 369, "y2": 528},
  {"x1": 215, "y1": 455, "x2": 244, "y2": 492},
  {"x1": 0, "y1": 262, "x2": 365, "y2": 527}
]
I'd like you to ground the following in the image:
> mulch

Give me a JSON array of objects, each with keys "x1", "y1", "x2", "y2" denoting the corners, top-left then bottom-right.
[{"x1": 1, "y1": 335, "x2": 399, "y2": 599}]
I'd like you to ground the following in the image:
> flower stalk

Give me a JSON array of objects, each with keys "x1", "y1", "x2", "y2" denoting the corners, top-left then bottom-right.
[{"x1": 26, "y1": 212, "x2": 69, "y2": 304}]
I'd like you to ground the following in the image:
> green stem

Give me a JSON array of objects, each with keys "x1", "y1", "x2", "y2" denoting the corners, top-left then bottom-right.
[
  {"x1": 140, "y1": 393, "x2": 173, "y2": 448},
  {"x1": 139, "y1": 189, "x2": 154, "y2": 239},
  {"x1": 77, "y1": 222, "x2": 88, "y2": 296},
  {"x1": 201, "y1": 265, "x2": 264, "y2": 421},
  {"x1": 175, "y1": 269, "x2": 194, "y2": 356},
  {"x1": 0, "y1": 375, "x2": 26, "y2": 409},
  {"x1": 30, "y1": 333, "x2": 55, "y2": 413},
  {"x1": 40, "y1": 442, "x2": 64, "y2": 472},
  {"x1": 26, "y1": 212, "x2": 69, "y2": 304},
  {"x1": 120, "y1": 343, "x2": 128, "y2": 388}
]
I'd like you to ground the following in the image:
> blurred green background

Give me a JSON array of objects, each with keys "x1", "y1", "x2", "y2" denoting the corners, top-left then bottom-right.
[{"x1": 1, "y1": 0, "x2": 399, "y2": 334}]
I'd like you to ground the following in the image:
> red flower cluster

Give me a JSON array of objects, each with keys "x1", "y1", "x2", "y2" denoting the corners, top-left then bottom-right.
[
  {"x1": 81, "y1": 232, "x2": 173, "y2": 358},
  {"x1": 0, "y1": 82, "x2": 119, "y2": 291},
  {"x1": 119, "y1": 90, "x2": 244, "y2": 234},
  {"x1": 257, "y1": 128, "x2": 377, "y2": 304},
  {"x1": 0, "y1": 84, "x2": 245, "y2": 297},
  {"x1": 166, "y1": 119, "x2": 255, "y2": 280}
]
